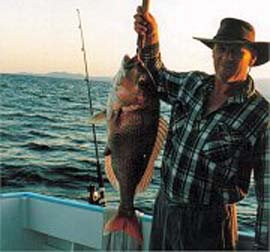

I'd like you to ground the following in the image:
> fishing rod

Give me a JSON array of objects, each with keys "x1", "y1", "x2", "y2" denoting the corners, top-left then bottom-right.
[
  {"x1": 136, "y1": 0, "x2": 150, "y2": 64},
  {"x1": 76, "y1": 9, "x2": 105, "y2": 207},
  {"x1": 136, "y1": 0, "x2": 157, "y2": 90},
  {"x1": 137, "y1": 0, "x2": 150, "y2": 52}
]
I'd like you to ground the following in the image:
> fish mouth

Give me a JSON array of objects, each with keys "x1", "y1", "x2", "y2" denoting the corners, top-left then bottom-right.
[
  {"x1": 117, "y1": 54, "x2": 158, "y2": 102},
  {"x1": 123, "y1": 55, "x2": 141, "y2": 70}
]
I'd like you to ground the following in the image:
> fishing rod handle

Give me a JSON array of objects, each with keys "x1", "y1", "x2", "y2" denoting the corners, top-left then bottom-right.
[
  {"x1": 142, "y1": 0, "x2": 150, "y2": 13},
  {"x1": 137, "y1": 0, "x2": 150, "y2": 50}
]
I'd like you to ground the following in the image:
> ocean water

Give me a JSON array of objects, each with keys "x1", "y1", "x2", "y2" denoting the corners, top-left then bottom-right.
[{"x1": 1, "y1": 73, "x2": 269, "y2": 236}]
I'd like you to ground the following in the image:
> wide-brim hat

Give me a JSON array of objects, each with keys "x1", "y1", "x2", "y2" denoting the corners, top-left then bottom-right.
[{"x1": 193, "y1": 18, "x2": 270, "y2": 66}]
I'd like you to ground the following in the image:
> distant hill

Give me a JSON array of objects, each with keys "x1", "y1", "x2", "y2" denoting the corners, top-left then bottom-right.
[
  {"x1": 8, "y1": 72, "x2": 112, "y2": 82},
  {"x1": 40, "y1": 72, "x2": 112, "y2": 82},
  {"x1": 43, "y1": 72, "x2": 84, "y2": 80}
]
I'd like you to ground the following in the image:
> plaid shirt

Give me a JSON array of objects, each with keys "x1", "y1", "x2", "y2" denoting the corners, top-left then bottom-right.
[{"x1": 141, "y1": 43, "x2": 270, "y2": 249}]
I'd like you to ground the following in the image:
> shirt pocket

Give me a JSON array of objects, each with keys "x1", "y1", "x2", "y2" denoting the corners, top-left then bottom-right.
[{"x1": 202, "y1": 123, "x2": 243, "y2": 165}]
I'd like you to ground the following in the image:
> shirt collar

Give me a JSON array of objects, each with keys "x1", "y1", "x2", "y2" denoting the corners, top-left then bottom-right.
[
  {"x1": 226, "y1": 75, "x2": 255, "y2": 104},
  {"x1": 202, "y1": 75, "x2": 256, "y2": 105}
]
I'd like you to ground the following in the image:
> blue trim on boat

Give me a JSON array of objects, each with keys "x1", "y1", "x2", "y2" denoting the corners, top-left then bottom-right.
[
  {"x1": 0, "y1": 191, "x2": 28, "y2": 199},
  {"x1": 0, "y1": 192, "x2": 255, "y2": 236},
  {"x1": 142, "y1": 214, "x2": 153, "y2": 222},
  {"x1": 0, "y1": 192, "x2": 153, "y2": 222},
  {"x1": 1, "y1": 191, "x2": 153, "y2": 222},
  {"x1": 1, "y1": 192, "x2": 104, "y2": 213},
  {"x1": 238, "y1": 231, "x2": 254, "y2": 238}
]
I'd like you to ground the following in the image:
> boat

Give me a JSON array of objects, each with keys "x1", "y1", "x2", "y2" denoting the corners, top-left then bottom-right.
[{"x1": 1, "y1": 191, "x2": 254, "y2": 251}]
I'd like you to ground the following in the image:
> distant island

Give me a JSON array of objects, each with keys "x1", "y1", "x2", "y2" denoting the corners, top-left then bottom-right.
[
  {"x1": 42, "y1": 72, "x2": 85, "y2": 80},
  {"x1": 42, "y1": 72, "x2": 112, "y2": 82},
  {"x1": 3, "y1": 72, "x2": 112, "y2": 82}
]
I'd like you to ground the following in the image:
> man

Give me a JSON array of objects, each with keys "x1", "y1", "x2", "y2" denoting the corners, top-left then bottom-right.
[{"x1": 134, "y1": 7, "x2": 269, "y2": 251}]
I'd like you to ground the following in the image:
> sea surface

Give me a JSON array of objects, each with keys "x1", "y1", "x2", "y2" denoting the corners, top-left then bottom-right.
[{"x1": 1, "y1": 73, "x2": 269, "y2": 236}]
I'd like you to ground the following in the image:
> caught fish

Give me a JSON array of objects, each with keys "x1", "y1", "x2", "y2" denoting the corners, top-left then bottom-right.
[{"x1": 90, "y1": 55, "x2": 167, "y2": 243}]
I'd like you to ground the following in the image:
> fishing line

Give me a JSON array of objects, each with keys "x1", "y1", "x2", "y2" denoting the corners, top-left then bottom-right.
[{"x1": 76, "y1": 9, "x2": 105, "y2": 206}]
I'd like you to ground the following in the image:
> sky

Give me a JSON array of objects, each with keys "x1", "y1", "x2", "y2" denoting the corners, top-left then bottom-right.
[{"x1": 1, "y1": 0, "x2": 269, "y2": 78}]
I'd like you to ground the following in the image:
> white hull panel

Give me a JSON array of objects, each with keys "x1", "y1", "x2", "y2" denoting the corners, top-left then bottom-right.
[{"x1": 0, "y1": 192, "x2": 253, "y2": 251}]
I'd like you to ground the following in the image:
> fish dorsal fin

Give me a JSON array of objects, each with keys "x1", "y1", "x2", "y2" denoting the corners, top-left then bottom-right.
[
  {"x1": 136, "y1": 117, "x2": 168, "y2": 193},
  {"x1": 105, "y1": 154, "x2": 120, "y2": 191},
  {"x1": 88, "y1": 110, "x2": 107, "y2": 124}
]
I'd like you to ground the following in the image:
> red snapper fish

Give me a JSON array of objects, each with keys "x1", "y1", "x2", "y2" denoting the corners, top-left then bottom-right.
[{"x1": 90, "y1": 55, "x2": 167, "y2": 244}]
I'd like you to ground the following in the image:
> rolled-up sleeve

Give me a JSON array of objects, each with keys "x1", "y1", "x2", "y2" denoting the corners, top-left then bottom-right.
[{"x1": 254, "y1": 124, "x2": 270, "y2": 250}]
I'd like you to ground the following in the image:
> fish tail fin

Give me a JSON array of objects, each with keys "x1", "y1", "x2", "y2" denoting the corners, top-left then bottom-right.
[{"x1": 104, "y1": 214, "x2": 143, "y2": 244}]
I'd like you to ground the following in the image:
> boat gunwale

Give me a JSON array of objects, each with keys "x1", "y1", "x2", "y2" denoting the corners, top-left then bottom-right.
[
  {"x1": 0, "y1": 191, "x2": 153, "y2": 222},
  {"x1": 0, "y1": 192, "x2": 254, "y2": 229}
]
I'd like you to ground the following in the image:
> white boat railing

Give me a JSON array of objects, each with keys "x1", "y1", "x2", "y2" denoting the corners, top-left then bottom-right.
[
  {"x1": 0, "y1": 192, "x2": 253, "y2": 251},
  {"x1": 0, "y1": 192, "x2": 152, "y2": 251}
]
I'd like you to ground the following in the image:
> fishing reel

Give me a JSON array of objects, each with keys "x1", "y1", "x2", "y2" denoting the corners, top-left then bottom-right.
[{"x1": 87, "y1": 184, "x2": 106, "y2": 207}]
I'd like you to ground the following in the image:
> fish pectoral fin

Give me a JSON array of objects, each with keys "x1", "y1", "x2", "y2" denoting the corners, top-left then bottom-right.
[
  {"x1": 104, "y1": 214, "x2": 143, "y2": 244},
  {"x1": 105, "y1": 154, "x2": 119, "y2": 190},
  {"x1": 88, "y1": 110, "x2": 107, "y2": 124},
  {"x1": 136, "y1": 117, "x2": 168, "y2": 193}
]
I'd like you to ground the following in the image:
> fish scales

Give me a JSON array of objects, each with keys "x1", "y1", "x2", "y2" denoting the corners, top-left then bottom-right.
[
  {"x1": 107, "y1": 55, "x2": 159, "y2": 217},
  {"x1": 90, "y1": 54, "x2": 167, "y2": 244}
]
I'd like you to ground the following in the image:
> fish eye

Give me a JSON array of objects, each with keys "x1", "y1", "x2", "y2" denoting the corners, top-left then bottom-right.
[{"x1": 138, "y1": 80, "x2": 145, "y2": 88}]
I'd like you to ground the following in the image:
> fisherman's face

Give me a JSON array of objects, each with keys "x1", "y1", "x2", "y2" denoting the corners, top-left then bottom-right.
[{"x1": 213, "y1": 43, "x2": 256, "y2": 83}]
